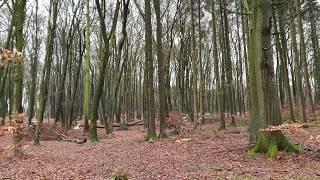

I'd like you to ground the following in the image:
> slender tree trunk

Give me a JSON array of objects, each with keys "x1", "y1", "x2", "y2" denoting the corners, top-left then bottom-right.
[
  {"x1": 27, "y1": 0, "x2": 39, "y2": 125},
  {"x1": 276, "y1": 4, "x2": 295, "y2": 122},
  {"x1": 222, "y1": 0, "x2": 235, "y2": 125},
  {"x1": 90, "y1": 0, "x2": 120, "y2": 142},
  {"x1": 295, "y1": 0, "x2": 314, "y2": 114},
  {"x1": 190, "y1": 0, "x2": 198, "y2": 123},
  {"x1": 83, "y1": 0, "x2": 91, "y2": 134},
  {"x1": 153, "y1": 0, "x2": 167, "y2": 138},
  {"x1": 288, "y1": 2, "x2": 307, "y2": 122},
  {"x1": 34, "y1": 0, "x2": 59, "y2": 145},
  {"x1": 145, "y1": 0, "x2": 156, "y2": 138}
]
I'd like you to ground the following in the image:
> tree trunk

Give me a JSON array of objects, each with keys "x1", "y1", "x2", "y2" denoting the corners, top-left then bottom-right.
[
  {"x1": 145, "y1": 0, "x2": 156, "y2": 139},
  {"x1": 288, "y1": 1, "x2": 307, "y2": 123},
  {"x1": 248, "y1": 0, "x2": 300, "y2": 157},
  {"x1": 34, "y1": 0, "x2": 59, "y2": 145},
  {"x1": 153, "y1": 0, "x2": 167, "y2": 138},
  {"x1": 83, "y1": 0, "x2": 91, "y2": 133},
  {"x1": 13, "y1": 0, "x2": 27, "y2": 114},
  {"x1": 295, "y1": 0, "x2": 314, "y2": 114}
]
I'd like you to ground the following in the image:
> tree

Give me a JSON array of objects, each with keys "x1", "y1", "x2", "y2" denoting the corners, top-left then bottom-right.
[
  {"x1": 89, "y1": 0, "x2": 120, "y2": 142},
  {"x1": 13, "y1": 0, "x2": 27, "y2": 114},
  {"x1": 83, "y1": 0, "x2": 91, "y2": 134},
  {"x1": 27, "y1": 0, "x2": 40, "y2": 125},
  {"x1": 153, "y1": 0, "x2": 167, "y2": 138},
  {"x1": 306, "y1": 0, "x2": 320, "y2": 104},
  {"x1": 288, "y1": 1, "x2": 307, "y2": 123},
  {"x1": 248, "y1": 0, "x2": 300, "y2": 157},
  {"x1": 144, "y1": 0, "x2": 156, "y2": 139},
  {"x1": 34, "y1": 0, "x2": 59, "y2": 145},
  {"x1": 295, "y1": 0, "x2": 314, "y2": 114},
  {"x1": 190, "y1": 0, "x2": 198, "y2": 123},
  {"x1": 211, "y1": 0, "x2": 225, "y2": 130}
]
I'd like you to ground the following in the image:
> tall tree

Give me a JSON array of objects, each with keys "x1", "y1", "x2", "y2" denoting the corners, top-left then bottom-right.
[
  {"x1": 13, "y1": 0, "x2": 27, "y2": 114},
  {"x1": 153, "y1": 0, "x2": 167, "y2": 137},
  {"x1": 211, "y1": 0, "x2": 225, "y2": 129},
  {"x1": 90, "y1": 0, "x2": 120, "y2": 142},
  {"x1": 34, "y1": 0, "x2": 59, "y2": 145},
  {"x1": 190, "y1": 0, "x2": 198, "y2": 123},
  {"x1": 145, "y1": 0, "x2": 156, "y2": 138},
  {"x1": 83, "y1": 0, "x2": 91, "y2": 134},
  {"x1": 295, "y1": 0, "x2": 315, "y2": 113},
  {"x1": 288, "y1": 1, "x2": 307, "y2": 122},
  {"x1": 27, "y1": 0, "x2": 40, "y2": 125},
  {"x1": 307, "y1": 0, "x2": 320, "y2": 104},
  {"x1": 248, "y1": 0, "x2": 300, "y2": 157}
]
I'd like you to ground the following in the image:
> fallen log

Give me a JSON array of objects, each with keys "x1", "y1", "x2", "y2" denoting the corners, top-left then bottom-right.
[
  {"x1": 53, "y1": 131, "x2": 87, "y2": 144},
  {"x1": 114, "y1": 120, "x2": 143, "y2": 127},
  {"x1": 78, "y1": 120, "x2": 143, "y2": 128}
]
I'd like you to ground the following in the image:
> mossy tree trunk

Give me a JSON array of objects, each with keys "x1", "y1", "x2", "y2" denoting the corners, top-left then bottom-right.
[
  {"x1": 13, "y1": 0, "x2": 27, "y2": 114},
  {"x1": 248, "y1": 0, "x2": 300, "y2": 157},
  {"x1": 107, "y1": 0, "x2": 130, "y2": 135},
  {"x1": 34, "y1": 0, "x2": 59, "y2": 145},
  {"x1": 90, "y1": 0, "x2": 120, "y2": 143},
  {"x1": 83, "y1": 0, "x2": 91, "y2": 134}
]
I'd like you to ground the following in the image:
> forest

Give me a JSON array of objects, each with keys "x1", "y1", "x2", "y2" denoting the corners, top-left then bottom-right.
[{"x1": 1, "y1": 0, "x2": 320, "y2": 179}]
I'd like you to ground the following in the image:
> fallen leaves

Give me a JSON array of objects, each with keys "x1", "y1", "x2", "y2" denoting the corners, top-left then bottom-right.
[
  {"x1": 0, "y1": 49, "x2": 23, "y2": 66},
  {"x1": 0, "y1": 122, "x2": 320, "y2": 179},
  {"x1": 260, "y1": 123, "x2": 307, "y2": 133}
]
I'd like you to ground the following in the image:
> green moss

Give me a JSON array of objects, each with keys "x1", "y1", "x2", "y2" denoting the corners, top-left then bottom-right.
[
  {"x1": 267, "y1": 140, "x2": 278, "y2": 158},
  {"x1": 277, "y1": 136, "x2": 301, "y2": 153},
  {"x1": 111, "y1": 173, "x2": 128, "y2": 180},
  {"x1": 249, "y1": 132, "x2": 300, "y2": 158},
  {"x1": 144, "y1": 135, "x2": 158, "y2": 142},
  {"x1": 250, "y1": 136, "x2": 267, "y2": 154}
]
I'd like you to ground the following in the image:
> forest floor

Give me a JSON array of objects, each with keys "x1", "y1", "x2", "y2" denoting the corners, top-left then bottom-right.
[{"x1": 1, "y1": 114, "x2": 320, "y2": 179}]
